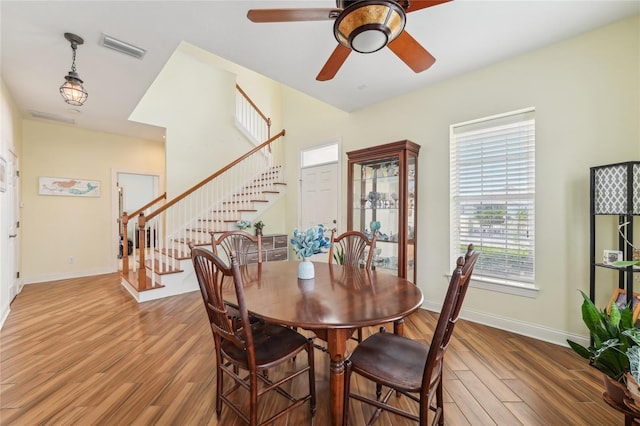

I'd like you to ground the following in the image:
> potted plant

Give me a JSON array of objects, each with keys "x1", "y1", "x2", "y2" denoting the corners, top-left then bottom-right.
[
  {"x1": 567, "y1": 290, "x2": 637, "y2": 403},
  {"x1": 253, "y1": 220, "x2": 265, "y2": 236},
  {"x1": 290, "y1": 225, "x2": 331, "y2": 279},
  {"x1": 624, "y1": 329, "x2": 640, "y2": 406},
  {"x1": 290, "y1": 225, "x2": 331, "y2": 259}
]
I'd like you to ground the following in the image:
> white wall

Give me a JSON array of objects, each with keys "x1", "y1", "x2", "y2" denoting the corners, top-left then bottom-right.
[
  {"x1": 20, "y1": 121, "x2": 165, "y2": 284},
  {"x1": 280, "y1": 15, "x2": 640, "y2": 346}
]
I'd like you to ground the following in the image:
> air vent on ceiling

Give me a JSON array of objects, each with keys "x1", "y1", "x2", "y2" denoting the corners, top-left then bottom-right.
[
  {"x1": 30, "y1": 111, "x2": 75, "y2": 125},
  {"x1": 101, "y1": 34, "x2": 146, "y2": 59}
]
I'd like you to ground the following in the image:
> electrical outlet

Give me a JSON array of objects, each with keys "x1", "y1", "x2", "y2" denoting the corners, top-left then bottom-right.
[{"x1": 68, "y1": 256, "x2": 74, "y2": 264}]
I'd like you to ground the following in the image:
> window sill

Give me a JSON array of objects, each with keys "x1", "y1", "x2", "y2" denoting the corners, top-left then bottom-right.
[{"x1": 446, "y1": 274, "x2": 539, "y2": 298}]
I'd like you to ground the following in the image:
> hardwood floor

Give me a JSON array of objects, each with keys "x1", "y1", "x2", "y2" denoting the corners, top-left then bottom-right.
[{"x1": 0, "y1": 273, "x2": 624, "y2": 425}]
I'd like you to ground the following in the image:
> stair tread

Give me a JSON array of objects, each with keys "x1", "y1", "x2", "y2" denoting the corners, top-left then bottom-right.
[
  {"x1": 121, "y1": 270, "x2": 165, "y2": 292},
  {"x1": 174, "y1": 238, "x2": 210, "y2": 246},
  {"x1": 144, "y1": 259, "x2": 184, "y2": 274},
  {"x1": 158, "y1": 248, "x2": 191, "y2": 260}
]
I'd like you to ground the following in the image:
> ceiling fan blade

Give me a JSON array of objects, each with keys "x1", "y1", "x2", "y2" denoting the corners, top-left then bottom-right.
[
  {"x1": 316, "y1": 44, "x2": 351, "y2": 81},
  {"x1": 387, "y1": 31, "x2": 435, "y2": 73},
  {"x1": 247, "y1": 8, "x2": 340, "y2": 23},
  {"x1": 316, "y1": 45, "x2": 352, "y2": 81},
  {"x1": 405, "y1": 0, "x2": 452, "y2": 13}
]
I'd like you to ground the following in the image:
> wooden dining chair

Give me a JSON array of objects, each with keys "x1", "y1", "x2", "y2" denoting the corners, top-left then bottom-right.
[
  {"x1": 327, "y1": 229, "x2": 377, "y2": 343},
  {"x1": 210, "y1": 230, "x2": 262, "y2": 265},
  {"x1": 191, "y1": 247, "x2": 317, "y2": 426},
  {"x1": 210, "y1": 231, "x2": 262, "y2": 330},
  {"x1": 328, "y1": 230, "x2": 377, "y2": 270},
  {"x1": 343, "y1": 245, "x2": 479, "y2": 426}
]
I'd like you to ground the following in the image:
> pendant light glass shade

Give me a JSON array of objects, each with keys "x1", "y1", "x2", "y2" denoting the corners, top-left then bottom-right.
[
  {"x1": 60, "y1": 33, "x2": 88, "y2": 106},
  {"x1": 60, "y1": 72, "x2": 88, "y2": 106}
]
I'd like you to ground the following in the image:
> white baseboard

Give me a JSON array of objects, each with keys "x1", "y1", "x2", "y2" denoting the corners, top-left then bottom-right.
[
  {"x1": 0, "y1": 305, "x2": 10, "y2": 330},
  {"x1": 22, "y1": 267, "x2": 116, "y2": 285},
  {"x1": 421, "y1": 300, "x2": 589, "y2": 348}
]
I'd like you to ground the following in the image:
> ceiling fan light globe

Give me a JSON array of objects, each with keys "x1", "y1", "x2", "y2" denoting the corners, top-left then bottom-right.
[
  {"x1": 351, "y1": 29, "x2": 388, "y2": 53},
  {"x1": 334, "y1": 0, "x2": 406, "y2": 53}
]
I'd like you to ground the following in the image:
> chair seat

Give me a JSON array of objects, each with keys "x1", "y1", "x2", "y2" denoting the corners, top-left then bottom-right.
[
  {"x1": 349, "y1": 331, "x2": 429, "y2": 393},
  {"x1": 222, "y1": 322, "x2": 309, "y2": 369}
]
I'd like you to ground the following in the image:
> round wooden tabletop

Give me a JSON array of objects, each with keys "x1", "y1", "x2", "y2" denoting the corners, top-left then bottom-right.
[{"x1": 225, "y1": 260, "x2": 424, "y2": 330}]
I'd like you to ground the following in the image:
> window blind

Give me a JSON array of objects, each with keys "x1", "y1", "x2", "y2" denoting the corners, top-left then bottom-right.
[{"x1": 450, "y1": 109, "x2": 535, "y2": 285}]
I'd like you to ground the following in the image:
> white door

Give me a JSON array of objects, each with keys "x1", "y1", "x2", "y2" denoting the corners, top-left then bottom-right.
[
  {"x1": 300, "y1": 163, "x2": 338, "y2": 233},
  {"x1": 7, "y1": 151, "x2": 19, "y2": 300},
  {"x1": 114, "y1": 172, "x2": 160, "y2": 263}
]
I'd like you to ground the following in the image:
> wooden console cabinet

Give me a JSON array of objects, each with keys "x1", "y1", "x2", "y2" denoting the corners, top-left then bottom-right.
[{"x1": 245, "y1": 234, "x2": 289, "y2": 263}]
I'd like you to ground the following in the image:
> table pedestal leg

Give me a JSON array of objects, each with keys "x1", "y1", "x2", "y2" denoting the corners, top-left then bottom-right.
[
  {"x1": 394, "y1": 317, "x2": 405, "y2": 335},
  {"x1": 326, "y1": 329, "x2": 350, "y2": 426}
]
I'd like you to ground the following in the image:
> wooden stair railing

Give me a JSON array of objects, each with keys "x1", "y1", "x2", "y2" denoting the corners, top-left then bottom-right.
[
  {"x1": 121, "y1": 192, "x2": 167, "y2": 272},
  {"x1": 236, "y1": 84, "x2": 271, "y2": 143},
  {"x1": 131, "y1": 130, "x2": 286, "y2": 291}
]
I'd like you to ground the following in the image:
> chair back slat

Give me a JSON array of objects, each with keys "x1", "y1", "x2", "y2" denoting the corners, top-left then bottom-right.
[
  {"x1": 449, "y1": 244, "x2": 480, "y2": 329},
  {"x1": 422, "y1": 244, "x2": 479, "y2": 391},
  {"x1": 191, "y1": 247, "x2": 254, "y2": 352},
  {"x1": 211, "y1": 231, "x2": 262, "y2": 265},
  {"x1": 328, "y1": 230, "x2": 376, "y2": 270}
]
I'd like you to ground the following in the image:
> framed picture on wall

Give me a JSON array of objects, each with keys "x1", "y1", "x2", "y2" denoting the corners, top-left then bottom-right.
[
  {"x1": 0, "y1": 156, "x2": 6, "y2": 192},
  {"x1": 38, "y1": 176, "x2": 101, "y2": 197}
]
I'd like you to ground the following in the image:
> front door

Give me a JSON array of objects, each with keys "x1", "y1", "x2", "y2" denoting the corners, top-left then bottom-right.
[{"x1": 300, "y1": 163, "x2": 338, "y2": 233}]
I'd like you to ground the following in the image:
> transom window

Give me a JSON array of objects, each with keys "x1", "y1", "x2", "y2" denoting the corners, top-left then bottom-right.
[
  {"x1": 301, "y1": 143, "x2": 339, "y2": 168},
  {"x1": 450, "y1": 108, "x2": 536, "y2": 291}
]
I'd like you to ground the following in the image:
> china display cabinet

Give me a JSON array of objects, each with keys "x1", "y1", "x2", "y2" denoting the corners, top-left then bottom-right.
[{"x1": 347, "y1": 140, "x2": 420, "y2": 282}]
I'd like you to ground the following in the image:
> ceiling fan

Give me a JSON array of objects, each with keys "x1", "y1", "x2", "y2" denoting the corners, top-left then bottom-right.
[{"x1": 247, "y1": 0, "x2": 451, "y2": 81}]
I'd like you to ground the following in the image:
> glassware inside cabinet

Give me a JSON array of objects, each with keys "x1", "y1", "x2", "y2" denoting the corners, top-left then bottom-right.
[{"x1": 352, "y1": 158, "x2": 400, "y2": 273}]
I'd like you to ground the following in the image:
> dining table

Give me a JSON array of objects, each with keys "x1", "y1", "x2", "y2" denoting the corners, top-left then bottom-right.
[{"x1": 222, "y1": 260, "x2": 424, "y2": 426}]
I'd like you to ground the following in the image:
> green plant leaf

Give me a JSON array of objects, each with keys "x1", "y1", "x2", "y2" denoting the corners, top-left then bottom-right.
[
  {"x1": 567, "y1": 340, "x2": 591, "y2": 359},
  {"x1": 612, "y1": 260, "x2": 640, "y2": 267},
  {"x1": 609, "y1": 300, "x2": 621, "y2": 328},
  {"x1": 579, "y1": 291, "x2": 606, "y2": 338},
  {"x1": 570, "y1": 289, "x2": 638, "y2": 382}
]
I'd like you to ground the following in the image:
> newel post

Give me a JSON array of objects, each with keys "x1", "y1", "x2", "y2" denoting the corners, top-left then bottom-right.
[
  {"x1": 121, "y1": 212, "x2": 129, "y2": 272},
  {"x1": 137, "y1": 213, "x2": 147, "y2": 290}
]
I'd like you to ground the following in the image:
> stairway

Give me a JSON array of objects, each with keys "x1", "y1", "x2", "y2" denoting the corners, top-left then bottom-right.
[
  {"x1": 187, "y1": 166, "x2": 286, "y2": 245},
  {"x1": 120, "y1": 137, "x2": 286, "y2": 303}
]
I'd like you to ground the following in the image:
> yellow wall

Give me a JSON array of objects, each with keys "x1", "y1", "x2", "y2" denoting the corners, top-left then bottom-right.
[
  {"x1": 131, "y1": 42, "x2": 285, "y2": 198},
  {"x1": 21, "y1": 120, "x2": 164, "y2": 283},
  {"x1": 281, "y1": 15, "x2": 640, "y2": 344}
]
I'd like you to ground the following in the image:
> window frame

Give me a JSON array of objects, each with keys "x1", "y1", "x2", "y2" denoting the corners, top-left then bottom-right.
[{"x1": 449, "y1": 108, "x2": 538, "y2": 297}]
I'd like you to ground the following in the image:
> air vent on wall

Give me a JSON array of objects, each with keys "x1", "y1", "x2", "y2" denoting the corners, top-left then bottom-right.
[
  {"x1": 101, "y1": 34, "x2": 146, "y2": 59},
  {"x1": 30, "y1": 111, "x2": 76, "y2": 125}
]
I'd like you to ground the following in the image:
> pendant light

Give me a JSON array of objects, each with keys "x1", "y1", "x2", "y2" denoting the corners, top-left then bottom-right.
[{"x1": 59, "y1": 33, "x2": 88, "y2": 106}]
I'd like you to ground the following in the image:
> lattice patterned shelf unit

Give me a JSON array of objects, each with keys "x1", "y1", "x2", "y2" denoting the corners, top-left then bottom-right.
[{"x1": 590, "y1": 161, "x2": 640, "y2": 313}]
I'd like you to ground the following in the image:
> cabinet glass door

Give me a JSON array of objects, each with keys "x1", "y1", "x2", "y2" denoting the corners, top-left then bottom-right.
[
  {"x1": 406, "y1": 154, "x2": 416, "y2": 282},
  {"x1": 352, "y1": 156, "x2": 400, "y2": 275}
]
